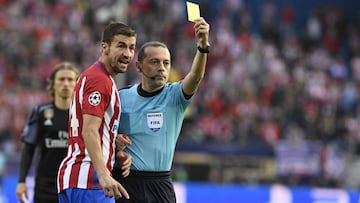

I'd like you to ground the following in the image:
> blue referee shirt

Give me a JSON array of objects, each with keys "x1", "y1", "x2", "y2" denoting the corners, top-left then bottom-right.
[{"x1": 118, "y1": 82, "x2": 191, "y2": 171}]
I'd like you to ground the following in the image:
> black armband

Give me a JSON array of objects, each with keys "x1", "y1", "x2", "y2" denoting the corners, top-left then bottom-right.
[{"x1": 197, "y1": 45, "x2": 210, "y2": 53}]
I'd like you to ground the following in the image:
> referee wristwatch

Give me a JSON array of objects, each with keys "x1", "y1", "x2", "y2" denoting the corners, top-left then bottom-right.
[{"x1": 197, "y1": 44, "x2": 210, "y2": 54}]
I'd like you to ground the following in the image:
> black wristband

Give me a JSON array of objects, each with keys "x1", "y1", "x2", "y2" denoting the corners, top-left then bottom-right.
[{"x1": 197, "y1": 45, "x2": 210, "y2": 53}]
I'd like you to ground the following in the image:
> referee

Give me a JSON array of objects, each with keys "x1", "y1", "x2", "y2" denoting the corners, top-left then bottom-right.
[{"x1": 113, "y1": 17, "x2": 210, "y2": 203}]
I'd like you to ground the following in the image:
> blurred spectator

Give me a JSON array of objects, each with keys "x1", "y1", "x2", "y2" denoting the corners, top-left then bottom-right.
[
  {"x1": 1, "y1": 0, "x2": 360, "y2": 188},
  {"x1": 0, "y1": 144, "x2": 6, "y2": 189}
]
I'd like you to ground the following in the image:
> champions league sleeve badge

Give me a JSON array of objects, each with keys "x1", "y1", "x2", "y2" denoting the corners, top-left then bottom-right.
[
  {"x1": 88, "y1": 91, "x2": 101, "y2": 106},
  {"x1": 44, "y1": 108, "x2": 54, "y2": 126},
  {"x1": 147, "y1": 113, "x2": 163, "y2": 132}
]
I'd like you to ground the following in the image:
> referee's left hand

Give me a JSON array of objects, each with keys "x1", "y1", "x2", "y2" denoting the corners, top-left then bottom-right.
[{"x1": 194, "y1": 17, "x2": 210, "y2": 48}]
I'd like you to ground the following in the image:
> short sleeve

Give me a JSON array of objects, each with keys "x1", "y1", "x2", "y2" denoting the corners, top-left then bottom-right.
[{"x1": 81, "y1": 75, "x2": 111, "y2": 118}]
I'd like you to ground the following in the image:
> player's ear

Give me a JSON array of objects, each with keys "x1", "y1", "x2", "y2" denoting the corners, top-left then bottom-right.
[
  {"x1": 135, "y1": 61, "x2": 142, "y2": 72},
  {"x1": 101, "y1": 42, "x2": 108, "y2": 55}
]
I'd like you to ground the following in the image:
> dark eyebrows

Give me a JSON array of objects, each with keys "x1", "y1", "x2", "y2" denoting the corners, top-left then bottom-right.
[
  {"x1": 116, "y1": 41, "x2": 126, "y2": 46},
  {"x1": 149, "y1": 58, "x2": 171, "y2": 63},
  {"x1": 115, "y1": 41, "x2": 136, "y2": 48}
]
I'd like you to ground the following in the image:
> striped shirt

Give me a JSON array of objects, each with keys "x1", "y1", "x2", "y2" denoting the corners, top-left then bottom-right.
[{"x1": 57, "y1": 61, "x2": 120, "y2": 192}]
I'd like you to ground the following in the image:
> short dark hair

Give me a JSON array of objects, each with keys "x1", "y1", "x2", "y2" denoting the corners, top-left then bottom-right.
[
  {"x1": 101, "y1": 22, "x2": 137, "y2": 45},
  {"x1": 47, "y1": 62, "x2": 80, "y2": 97},
  {"x1": 137, "y1": 41, "x2": 168, "y2": 63}
]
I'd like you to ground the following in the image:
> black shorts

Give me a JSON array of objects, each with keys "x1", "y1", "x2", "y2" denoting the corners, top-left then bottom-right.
[
  {"x1": 34, "y1": 181, "x2": 59, "y2": 203},
  {"x1": 113, "y1": 168, "x2": 176, "y2": 203}
]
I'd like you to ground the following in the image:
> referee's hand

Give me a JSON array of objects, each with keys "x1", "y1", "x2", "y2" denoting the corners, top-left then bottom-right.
[
  {"x1": 117, "y1": 151, "x2": 132, "y2": 177},
  {"x1": 16, "y1": 182, "x2": 28, "y2": 203},
  {"x1": 116, "y1": 134, "x2": 132, "y2": 151}
]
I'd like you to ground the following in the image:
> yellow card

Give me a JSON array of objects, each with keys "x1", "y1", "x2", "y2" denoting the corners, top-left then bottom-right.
[{"x1": 186, "y1": 1, "x2": 200, "y2": 22}]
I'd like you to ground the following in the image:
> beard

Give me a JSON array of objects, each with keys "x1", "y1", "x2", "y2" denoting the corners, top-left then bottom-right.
[{"x1": 110, "y1": 58, "x2": 130, "y2": 74}]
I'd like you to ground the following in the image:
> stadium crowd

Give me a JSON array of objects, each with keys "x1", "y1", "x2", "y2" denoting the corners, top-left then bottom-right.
[{"x1": 1, "y1": 0, "x2": 360, "y2": 188}]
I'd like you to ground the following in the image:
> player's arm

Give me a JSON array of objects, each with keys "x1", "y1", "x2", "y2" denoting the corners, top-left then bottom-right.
[
  {"x1": 16, "y1": 143, "x2": 36, "y2": 203},
  {"x1": 16, "y1": 106, "x2": 39, "y2": 203},
  {"x1": 82, "y1": 114, "x2": 109, "y2": 179},
  {"x1": 182, "y1": 17, "x2": 210, "y2": 96},
  {"x1": 82, "y1": 114, "x2": 129, "y2": 199}
]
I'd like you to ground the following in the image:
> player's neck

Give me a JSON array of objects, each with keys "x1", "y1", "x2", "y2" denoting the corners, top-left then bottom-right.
[
  {"x1": 97, "y1": 56, "x2": 115, "y2": 77},
  {"x1": 54, "y1": 97, "x2": 71, "y2": 110}
]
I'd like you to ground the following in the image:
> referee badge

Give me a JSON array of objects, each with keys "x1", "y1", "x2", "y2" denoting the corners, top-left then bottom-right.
[{"x1": 147, "y1": 112, "x2": 163, "y2": 132}]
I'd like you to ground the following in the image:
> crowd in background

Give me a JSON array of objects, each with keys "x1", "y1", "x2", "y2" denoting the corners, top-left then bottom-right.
[{"x1": 1, "y1": 0, "x2": 360, "y2": 188}]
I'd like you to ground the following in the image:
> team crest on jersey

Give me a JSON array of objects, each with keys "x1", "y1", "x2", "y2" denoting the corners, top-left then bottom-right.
[
  {"x1": 43, "y1": 108, "x2": 54, "y2": 126},
  {"x1": 147, "y1": 113, "x2": 163, "y2": 132},
  {"x1": 88, "y1": 91, "x2": 101, "y2": 106}
]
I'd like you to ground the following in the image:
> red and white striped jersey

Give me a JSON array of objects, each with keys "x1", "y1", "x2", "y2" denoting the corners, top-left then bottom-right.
[{"x1": 57, "y1": 61, "x2": 120, "y2": 192}]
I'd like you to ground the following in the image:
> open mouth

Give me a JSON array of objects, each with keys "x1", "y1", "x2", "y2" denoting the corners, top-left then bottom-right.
[{"x1": 119, "y1": 60, "x2": 129, "y2": 65}]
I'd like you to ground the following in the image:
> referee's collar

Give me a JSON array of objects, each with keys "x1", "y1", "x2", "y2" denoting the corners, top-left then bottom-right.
[{"x1": 137, "y1": 83, "x2": 164, "y2": 97}]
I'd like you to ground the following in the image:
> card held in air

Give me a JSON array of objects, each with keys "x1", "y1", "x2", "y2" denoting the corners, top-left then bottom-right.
[{"x1": 186, "y1": 1, "x2": 200, "y2": 22}]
